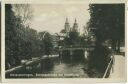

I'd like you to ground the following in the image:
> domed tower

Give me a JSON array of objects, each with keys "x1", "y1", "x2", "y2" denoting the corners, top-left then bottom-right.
[
  {"x1": 72, "y1": 18, "x2": 78, "y2": 32},
  {"x1": 64, "y1": 18, "x2": 70, "y2": 33}
]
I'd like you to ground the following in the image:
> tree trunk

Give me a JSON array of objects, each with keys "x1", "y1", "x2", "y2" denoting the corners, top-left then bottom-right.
[
  {"x1": 111, "y1": 40, "x2": 116, "y2": 52},
  {"x1": 117, "y1": 39, "x2": 120, "y2": 53}
]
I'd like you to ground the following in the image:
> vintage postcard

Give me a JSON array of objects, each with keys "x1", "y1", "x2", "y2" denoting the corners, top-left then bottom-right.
[{"x1": 1, "y1": 0, "x2": 127, "y2": 83}]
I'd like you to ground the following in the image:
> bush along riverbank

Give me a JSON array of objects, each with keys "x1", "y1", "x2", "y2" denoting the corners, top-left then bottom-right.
[{"x1": 85, "y1": 43, "x2": 112, "y2": 78}]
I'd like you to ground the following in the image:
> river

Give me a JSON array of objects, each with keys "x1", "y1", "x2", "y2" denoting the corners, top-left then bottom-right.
[{"x1": 6, "y1": 51, "x2": 89, "y2": 78}]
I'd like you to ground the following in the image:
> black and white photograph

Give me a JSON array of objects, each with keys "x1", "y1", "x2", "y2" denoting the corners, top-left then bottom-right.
[{"x1": 4, "y1": 2, "x2": 126, "y2": 80}]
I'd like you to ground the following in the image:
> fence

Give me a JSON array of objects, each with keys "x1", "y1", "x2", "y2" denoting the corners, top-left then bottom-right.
[{"x1": 103, "y1": 55, "x2": 114, "y2": 78}]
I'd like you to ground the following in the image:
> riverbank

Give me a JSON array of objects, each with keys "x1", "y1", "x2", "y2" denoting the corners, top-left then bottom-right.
[
  {"x1": 6, "y1": 54, "x2": 89, "y2": 78},
  {"x1": 6, "y1": 54, "x2": 59, "y2": 74}
]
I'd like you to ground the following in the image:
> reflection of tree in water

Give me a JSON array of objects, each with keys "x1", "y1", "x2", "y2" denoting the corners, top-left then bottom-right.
[
  {"x1": 60, "y1": 50, "x2": 86, "y2": 64},
  {"x1": 88, "y1": 44, "x2": 111, "y2": 73},
  {"x1": 40, "y1": 58, "x2": 54, "y2": 74}
]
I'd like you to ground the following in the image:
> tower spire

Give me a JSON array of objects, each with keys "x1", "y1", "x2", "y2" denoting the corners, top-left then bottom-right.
[
  {"x1": 72, "y1": 18, "x2": 78, "y2": 32},
  {"x1": 66, "y1": 17, "x2": 68, "y2": 23},
  {"x1": 75, "y1": 18, "x2": 77, "y2": 23},
  {"x1": 65, "y1": 17, "x2": 70, "y2": 33}
]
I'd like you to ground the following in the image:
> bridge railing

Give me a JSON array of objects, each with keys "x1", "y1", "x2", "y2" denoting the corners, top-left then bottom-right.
[{"x1": 59, "y1": 45, "x2": 95, "y2": 48}]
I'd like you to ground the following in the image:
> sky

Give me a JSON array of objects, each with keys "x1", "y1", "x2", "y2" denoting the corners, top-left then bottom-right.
[
  {"x1": 28, "y1": 3, "x2": 90, "y2": 34},
  {"x1": 11, "y1": 0, "x2": 125, "y2": 34},
  {"x1": 12, "y1": 0, "x2": 124, "y2": 34}
]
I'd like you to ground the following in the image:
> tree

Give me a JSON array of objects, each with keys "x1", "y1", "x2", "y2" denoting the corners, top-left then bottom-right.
[
  {"x1": 87, "y1": 4, "x2": 124, "y2": 75},
  {"x1": 39, "y1": 32, "x2": 53, "y2": 56},
  {"x1": 5, "y1": 4, "x2": 21, "y2": 69},
  {"x1": 5, "y1": 4, "x2": 38, "y2": 69},
  {"x1": 13, "y1": 4, "x2": 33, "y2": 25},
  {"x1": 44, "y1": 32, "x2": 53, "y2": 56},
  {"x1": 64, "y1": 30, "x2": 80, "y2": 46},
  {"x1": 88, "y1": 4, "x2": 125, "y2": 52},
  {"x1": 60, "y1": 29, "x2": 66, "y2": 34}
]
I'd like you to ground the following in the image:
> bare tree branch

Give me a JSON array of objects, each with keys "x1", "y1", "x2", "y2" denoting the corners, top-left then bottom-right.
[{"x1": 13, "y1": 4, "x2": 33, "y2": 25}]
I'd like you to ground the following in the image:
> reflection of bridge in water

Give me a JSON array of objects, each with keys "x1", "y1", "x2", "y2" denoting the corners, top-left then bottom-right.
[
  {"x1": 6, "y1": 45, "x2": 95, "y2": 78},
  {"x1": 59, "y1": 46, "x2": 95, "y2": 56}
]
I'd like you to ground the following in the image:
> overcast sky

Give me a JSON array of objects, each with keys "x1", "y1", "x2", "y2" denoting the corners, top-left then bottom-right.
[
  {"x1": 28, "y1": 3, "x2": 90, "y2": 34},
  {"x1": 11, "y1": 0, "x2": 125, "y2": 34}
]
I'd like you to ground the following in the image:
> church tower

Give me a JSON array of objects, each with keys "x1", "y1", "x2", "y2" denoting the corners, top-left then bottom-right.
[
  {"x1": 72, "y1": 19, "x2": 78, "y2": 32},
  {"x1": 64, "y1": 18, "x2": 70, "y2": 33}
]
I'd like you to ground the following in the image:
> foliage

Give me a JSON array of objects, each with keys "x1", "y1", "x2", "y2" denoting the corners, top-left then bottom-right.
[
  {"x1": 60, "y1": 29, "x2": 66, "y2": 34},
  {"x1": 62, "y1": 30, "x2": 87, "y2": 47},
  {"x1": 64, "y1": 31, "x2": 79, "y2": 45},
  {"x1": 88, "y1": 4, "x2": 125, "y2": 51},
  {"x1": 5, "y1": 4, "x2": 21, "y2": 68},
  {"x1": 13, "y1": 4, "x2": 33, "y2": 25},
  {"x1": 88, "y1": 44, "x2": 111, "y2": 73},
  {"x1": 5, "y1": 5, "x2": 53, "y2": 70},
  {"x1": 87, "y1": 4, "x2": 124, "y2": 74},
  {"x1": 39, "y1": 32, "x2": 53, "y2": 55}
]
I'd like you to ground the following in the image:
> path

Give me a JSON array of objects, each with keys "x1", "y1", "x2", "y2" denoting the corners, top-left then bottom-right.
[{"x1": 109, "y1": 55, "x2": 125, "y2": 79}]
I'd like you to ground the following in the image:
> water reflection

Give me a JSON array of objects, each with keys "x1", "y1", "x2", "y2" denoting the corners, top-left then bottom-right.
[
  {"x1": 39, "y1": 50, "x2": 88, "y2": 78},
  {"x1": 6, "y1": 50, "x2": 89, "y2": 78}
]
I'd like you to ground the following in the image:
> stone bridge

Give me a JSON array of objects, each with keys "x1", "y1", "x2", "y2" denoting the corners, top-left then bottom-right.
[{"x1": 59, "y1": 46, "x2": 94, "y2": 56}]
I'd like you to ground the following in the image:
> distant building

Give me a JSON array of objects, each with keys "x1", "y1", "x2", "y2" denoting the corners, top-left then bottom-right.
[
  {"x1": 64, "y1": 18, "x2": 70, "y2": 35},
  {"x1": 72, "y1": 19, "x2": 78, "y2": 32},
  {"x1": 53, "y1": 18, "x2": 80, "y2": 47},
  {"x1": 63, "y1": 18, "x2": 80, "y2": 36}
]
